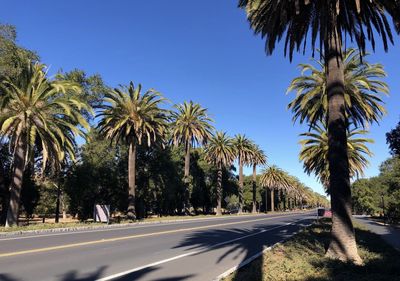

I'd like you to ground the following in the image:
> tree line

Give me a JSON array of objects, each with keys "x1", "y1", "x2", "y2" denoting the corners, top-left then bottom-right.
[
  {"x1": 0, "y1": 24, "x2": 327, "y2": 227},
  {"x1": 2, "y1": 0, "x2": 400, "y2": 265}
]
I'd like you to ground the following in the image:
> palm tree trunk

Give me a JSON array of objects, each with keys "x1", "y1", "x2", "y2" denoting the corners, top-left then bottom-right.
[
  {"x1": 270, "y1": 188, "x2": 274, "y2": 212},
  {"x1": 5, "y1": 136, "x2": 26, "y2": 227},
  {"x1": 55, "y1": 184, "x2": 60, "y2": 223},
  {"x1": 252, "y1": 164, "x2": 257, "y2": 213},
  {"x1": 264, "y1": 189, "x2": 268, "y2": 213},
  {"x1": 282, "y1": 191, "x2": 286, "y2": 210},
  {"x1": 216, "y1": 164, "x2": 223, "y2": 216},
  {"x1": 127, "y1": 142, "x2": 136, "y2": 220},
  {"x1": 325, "y1": 29, "x2": 362, "y2": 264},
  {"x1": 61, "y1": 190, "x2": 67, "y2": 220},
  {"x1": 184, "y1": 142, "x2": 191, "y2": 215},
  {"x1": 238, "y1": 156, "x2": 243, "y2": 214}
]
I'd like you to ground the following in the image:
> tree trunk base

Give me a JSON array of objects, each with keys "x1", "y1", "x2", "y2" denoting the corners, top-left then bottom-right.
[{"x1": 325, "y1": 240, "x2": 363, "y2": 265}]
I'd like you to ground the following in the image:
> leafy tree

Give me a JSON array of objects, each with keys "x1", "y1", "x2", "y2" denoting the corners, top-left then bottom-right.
[
  {"x1": 204, "y1": 132, "x2": 236, "y2": 215},
  {"x1": 65, "y1": 130, "x2": 128, "y2": 220},
  {"x1": 97, "y1": 82, "x2": 168, "y2": 220},
  {"x1": 233, "y1": 134, "x2": 254, "y2": 213},
  {"x1": 352, "y1": 157, "x2": 400, "y2": 222},
  {"x1": 0, "y1": 62, "x2": 90, "y2": 227},
  {"x1": 260, "y1": 165, "x2": 291, "y2": 212},
  {"x1": 386, "y1": 121, "x2": 400, "y2": 156},
  {"x1": 300, "y1": 124, "x2": 373, "y2": 191},
  {"x1": 58, "y1": 69, "x2": 110, "y2": 120},
  {"x1": 0, "y1": 24, "x2": 38, "y2": 81},
  {"x1": 352, "y1": 178, "x2": 380, "y2": 215},
  {"x1": 247, "y1": 144, "x2": 267, "y2": 213},
  {"x1": 239, "y1": 0, "x2": 400, "y2": 263},
  {"x1": 170, "y1": 101, "x2": 213, "y2": 214},
  {"x1": 243, "y1": 174, "x2": 263, "y2": 211}
]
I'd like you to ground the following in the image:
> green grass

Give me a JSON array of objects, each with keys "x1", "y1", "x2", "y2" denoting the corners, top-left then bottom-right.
[{"x1": 223, "y1": 219, "x2": 400, "y2": 281}]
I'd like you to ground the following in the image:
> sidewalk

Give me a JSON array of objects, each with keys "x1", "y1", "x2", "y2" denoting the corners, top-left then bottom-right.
[{"x1": 355, "y1": 216, "x2": 400, "y2": 251}]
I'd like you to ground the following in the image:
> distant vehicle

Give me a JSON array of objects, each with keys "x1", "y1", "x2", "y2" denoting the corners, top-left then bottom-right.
[
  {"x1": 317, "y1": 207, "x2": 325, "y2": 217},
  {"x1": 317, "y1": 207, "x2": 332, "y2": 218}
]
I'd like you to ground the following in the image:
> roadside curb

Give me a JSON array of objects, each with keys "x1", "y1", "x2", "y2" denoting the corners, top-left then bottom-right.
[
  {"x1": 0, "y1": 212, "x2": 304, "y2": 238},
  {"x1": 213, "y1": 220, "x2": 314, "y2": 281}
]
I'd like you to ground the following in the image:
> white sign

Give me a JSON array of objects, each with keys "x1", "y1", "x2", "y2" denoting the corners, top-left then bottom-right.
[{"x1": 94, "y1": 205, "x2": 110, "y2": 223}]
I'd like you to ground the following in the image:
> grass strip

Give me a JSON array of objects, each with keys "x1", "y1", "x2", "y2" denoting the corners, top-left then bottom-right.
[{"x1": 223, "y1": 219, "x2": 400, "y2": 281}]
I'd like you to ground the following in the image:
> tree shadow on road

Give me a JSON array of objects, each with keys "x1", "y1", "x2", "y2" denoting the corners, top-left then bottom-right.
[
  {"x1": 107, "y1": 265, "x2": 195, "y2": 281},
  {"x1": 0, "y1": 265, "x2": 195, "y2": 281},
  {"x1": 0, "y1": 266, "x2": 108, "y2": 281},
  {"x1": 172, "y1": 217, "x2": 313, "y2": 281}
]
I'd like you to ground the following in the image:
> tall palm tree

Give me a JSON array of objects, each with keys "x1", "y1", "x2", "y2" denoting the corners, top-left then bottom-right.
[
  {"x1": 233, "y1": 134, "x2": 254, "y2": 213},
  {"x1": 287, "y1": 48, "x2": 389, "y2": 127},
  {"x1": 260, "y1": 165, "x2": 291, "y2": 212},
  {"x1": 204, "y1": 132, "x2": 236, "y2": 215},
  {"x1": 97, "y1": 82, "x2": 168, "y2": 220},
  {"x1": 0, "y1": 62, "x2": 91, "y2": 227},
  {"x1": 239, "y1": 0, "x2": 400, "y2": 263},
  {"x1": 300, "y1": 123, "x2": 373, "y2": 192},
  {"x1": 248, "y1": 144, "x2": 267, "y2": 213},
  {"x1": 170, "y1": 101, "x2": 213, "y2": 214}
]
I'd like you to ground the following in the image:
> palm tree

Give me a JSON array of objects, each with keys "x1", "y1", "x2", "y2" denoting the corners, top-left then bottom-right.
[
  {"x1": 97, "y1": 82, "x2": 168, "y2": 220},
  {"x1": 260, "y1": 165, "x2": 291, "y2": 212},
  {"x1": 170, "y1": 101, "x2": 213, "y2": 214},
  {"x1": 0, "y1": 62, "x2": 91, "y2": 227},
  {"x1": 248, "y1": 144, "x2": 267, "y2": 213},
  {"x1": 287, "y1": 48, "x2": 388, "y2": 127},
  {"x1": 233, "y1": 134, "x2": 254, "y2": 213},
  {"x1": 204, "y1": 132, "x2": 236, "y2": 215},
  {"x1": 300, "y1": 123, "x2": 373, "y2": 192},
  {"x1": 239, "y1": 0, "x2": 400, "y2": 263}
]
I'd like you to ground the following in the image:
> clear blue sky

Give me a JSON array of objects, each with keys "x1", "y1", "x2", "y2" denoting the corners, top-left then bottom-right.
[{"x1": 2, "y1": 1, "x2": 400, "y2": 196}]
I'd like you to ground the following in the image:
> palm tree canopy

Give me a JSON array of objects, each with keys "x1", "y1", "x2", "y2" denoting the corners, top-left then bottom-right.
[
  {"x1": 247, "y1": 143, "x2": 267, "y2": 167},
  {"x1": 170, "y1": 101, "x2": 214, "y2": 148},
  {"x1": 97, "y1": 82, "x2": 168, "y2": 147},
  {"x1": 204, "y1": 131, "x2": 236, "y2": 167},
  {"x1": 287, "y1": 48, "x2": 388, "y2": 127},
  {"x1": 0, "y1": 61, "x2": 91, "y2": 170},
  {"x1": 300, "y1": 123, "x2": 373, "y2": 188},
  {"x1": 233, "y1": 134, "x2": 254, "y2": 165},
  {"x1": 260, "y1": 165, "x2": 292, "y2": 191},
  {"x1": 239, "y1": 0, "x2": 400, "y2": 60}
]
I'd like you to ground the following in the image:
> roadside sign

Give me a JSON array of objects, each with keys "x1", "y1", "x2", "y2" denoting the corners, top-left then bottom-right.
[{"x1": 94, "y1": 204, "x2": 110, "y2": 223}]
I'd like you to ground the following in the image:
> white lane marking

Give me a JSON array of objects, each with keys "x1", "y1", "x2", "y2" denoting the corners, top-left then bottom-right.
[
  {"x1": 96, "y1": 218, "x2": 310, "y2": 281},
  {"x1": 0, "y1": 212, "x2": 310, "y2": 241}
]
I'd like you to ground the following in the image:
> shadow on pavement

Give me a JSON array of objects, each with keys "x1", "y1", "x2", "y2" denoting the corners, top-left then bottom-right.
[
  {"x1": 171, "y1": 218, "x2": 313, "y2": 281},
  {"x1": 109, "y1": 266, "x2": 194, "y2": 281},
  {"x1": 0, "y1": 266, "x2": 108, "y2": 281}
]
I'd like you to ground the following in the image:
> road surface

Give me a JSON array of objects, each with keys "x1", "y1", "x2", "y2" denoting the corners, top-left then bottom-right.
[
  {"x1": 355, "y1": 216, "x2": 400, "y2": 251},
  {"x1": 0, "y1": 211, "x2": 314, "y2": 281}
]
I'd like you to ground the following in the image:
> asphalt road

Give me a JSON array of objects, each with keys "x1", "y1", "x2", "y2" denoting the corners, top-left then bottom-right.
[
  {"x1": 0, "y1": 211, "x2": 315, "y2": 281},
  {"x1": 355, "y1": 216, "x2": 400, "y2": 251}
]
